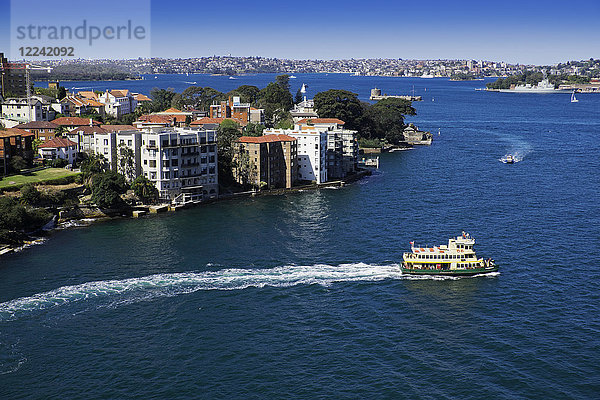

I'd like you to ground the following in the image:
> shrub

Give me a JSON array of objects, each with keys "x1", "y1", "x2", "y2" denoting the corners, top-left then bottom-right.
[
  {"x1": 20, "y1": 184, "x2": 42, "y2": 206},
  {"x1": 49, "y1": 158, "x2": 68, "y2": 168}
]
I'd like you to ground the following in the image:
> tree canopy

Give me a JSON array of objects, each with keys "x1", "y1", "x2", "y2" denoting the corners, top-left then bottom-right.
[
  {"x1": 131, "y1": 175, "x2": 158, "y2": 204},
  {"x1": 90, "y1": 170, "x2": 128, "y2": 209},
  {"x1": 314, "y1": 89, "x2": 417, "y2": 143},
  {"x1": 314, "y1": 90, "x2": 363, "y2": 131}
]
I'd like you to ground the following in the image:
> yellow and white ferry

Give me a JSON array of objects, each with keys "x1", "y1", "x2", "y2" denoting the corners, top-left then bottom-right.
[{"x1": 402, "y1": 232, "x2": 497, "y2": 276}]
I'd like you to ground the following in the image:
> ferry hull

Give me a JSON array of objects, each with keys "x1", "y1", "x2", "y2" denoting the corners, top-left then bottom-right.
[{"x1": 401, "y1": 266, "x2": 498, "y2": 276}]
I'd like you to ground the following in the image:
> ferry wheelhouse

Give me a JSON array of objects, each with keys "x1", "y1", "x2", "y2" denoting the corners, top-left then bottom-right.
[{"x1": 402, "y1": 232, "x2": 497, "y2": 276}]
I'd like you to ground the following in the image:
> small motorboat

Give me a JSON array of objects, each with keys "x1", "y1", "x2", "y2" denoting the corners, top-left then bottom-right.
[{"x1": 503, "y1": 154, "x2": 515, "y2": 164}]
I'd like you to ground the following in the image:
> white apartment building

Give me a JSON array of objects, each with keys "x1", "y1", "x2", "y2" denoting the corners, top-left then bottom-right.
[
  {"x1": 2, "y1": 98, "x2": 46, "y2": 122},
  {"x1": 98, "y1": 90, "x2": 138, "y2": 118},
  {"x1": 91, "y1": 129, "x2": 142, "y2": 181},
  {"x1": 140, "y1": 127, "x2": 218, "y2": 202},
  {"x1": 295, "y1": 118, "x2": 358, "y2": 180},
  {"x1": 264, "y1": 127, "x2": 327, "y2": 184}
]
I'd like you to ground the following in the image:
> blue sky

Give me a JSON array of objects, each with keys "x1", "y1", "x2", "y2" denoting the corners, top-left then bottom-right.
[{"x1": 1, "y1": 0, "x2": 599, "y2": 64}]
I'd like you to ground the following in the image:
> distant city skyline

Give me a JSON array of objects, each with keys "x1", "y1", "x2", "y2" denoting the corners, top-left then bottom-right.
[{"x1": 1, "y1": 0, "x2": 599, "y2": 65}]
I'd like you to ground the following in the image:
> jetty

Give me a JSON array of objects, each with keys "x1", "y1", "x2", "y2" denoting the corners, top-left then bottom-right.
[{"x1": 370, "y1": 88, "x2": 422, "y2": 101}]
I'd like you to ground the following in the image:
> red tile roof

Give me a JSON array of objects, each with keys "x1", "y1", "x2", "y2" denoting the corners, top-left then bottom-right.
[
  {"x1": 0, "y1": 128, "x2": 34, "y2": 137},
  {"x1": 40, "y1": 137, "x2": 77, "y2": 148},
  {"x1": 15, "y1": 121, "x2": 59, "y2": 130},
  {"x1": 297, "y1": 118, "x2": 345, "y2": 125},
  {"x1": 85, "y1": 99, "x2": 105, "y2": 107},
  {"x1": 77, "y1": 91, "x2": 98, "y2": 100},
  {"x1": 109, "y1": 90, "x2": 130, "y2": 97},
  {"x1": 52, "y1": 117, "x2": 102, "y2": 126},
  {"x1": 68, "y1": 126, "x2": 107, "y2": 135},
  {"x1": 134, "y1": 93, "x2": 152, "y2": 102},
  {"x1": 136, "y1": 114, "x2": 174, "y2": 124},
  {"x1": 163, "y1": 107, "x2": 183, "y2": 113},
  {"x1": 239, "y1": 134, "x2": 296, "y2": 143}
]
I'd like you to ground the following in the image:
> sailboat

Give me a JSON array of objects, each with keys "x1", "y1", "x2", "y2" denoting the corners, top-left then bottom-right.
[{"x1": 571, "y1": 90, "x2": 579, "y2": 103}]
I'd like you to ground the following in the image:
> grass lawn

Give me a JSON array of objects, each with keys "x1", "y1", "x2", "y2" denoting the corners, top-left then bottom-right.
[{"x1": 0, "y1": 168, "x2": 79, "y2": 188}]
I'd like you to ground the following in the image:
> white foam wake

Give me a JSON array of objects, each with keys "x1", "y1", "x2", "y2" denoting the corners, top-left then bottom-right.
[
  {"x1": 0, "y1": 264, "x2": 402, "y2": 321},
  {"x1": 0, "y1": 263, "x2": 497, "y2": 321}
]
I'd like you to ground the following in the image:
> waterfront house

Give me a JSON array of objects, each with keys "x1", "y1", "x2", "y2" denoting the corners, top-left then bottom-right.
[
  {"x1": 290, "y1": 98, "x2": 318, "y2": 123},
  {"x1": 1, "y1": 98, "x2": 51, "y2": 122}
]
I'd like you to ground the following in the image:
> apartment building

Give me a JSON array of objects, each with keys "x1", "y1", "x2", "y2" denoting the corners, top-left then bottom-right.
[
  {"x1": 91, "y1": 129, "x2": 142, "y2": 181},
  {"x1": 0, "y1": 53, "x2": 26, "y2": 97},
  {"x1": 296, "y1": 118, "x2": 358, "y2": 180},
  {"x1": 140, "y1": 127, "x2": 218, "y2": 202},
  {"x1": 14, "y1": 121, "x2": 59, "y2": 141},
  {"x1": 234, "y1": 134, "x2": 297, "y2": 189},
  {"x1": 210, "y1": 96, "x2": 263, "y2": 125},
  {"x1": 0, "y1": 128, "x2": 34, "y2": 175},
  {"x1": 264, "y1": 127, "x2": 327, "y2": 184},
  {"x1": 98, "y1": 90, "x2": 138, "y2": 118}
]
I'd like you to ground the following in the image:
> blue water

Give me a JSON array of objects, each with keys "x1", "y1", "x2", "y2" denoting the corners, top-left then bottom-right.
[{"x1": 6, "y1": 75, "x2": 600, "y2": 399}]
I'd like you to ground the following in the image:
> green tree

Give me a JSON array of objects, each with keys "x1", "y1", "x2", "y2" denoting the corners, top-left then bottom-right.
[
  {"x1": 313, "y1": 89, "x2": 363, "y2": 130},
  {"x1": 149, "y1": 87, "x2": 177, "y2": 112},
  {"x1": 258, "y1": 81, "x2": 293, "y2": 125},
  {"x1": 229, "y1": 85, "x2": 260, "y2": 104},
  {"x1": 218, "y1": 120, "x2": 242, "y2": 187},
  {"x1": 117, "y1": 144, "x2": 135, "y2": 182},
  {"x1": 90, "y1": 171, "x2": 128, "y2": 209},
  {"x1": 273, "y1": 110, "x2": 293, "y2": 129},
  {"x1": 275, "y1": 74, "x2": 291, "y2": 93},
  {"x1": 10, "y1": 156, "x2": 28, "y2": 173},
  {"x1": 0, "y1": 196, "x2": 50, "y2": 236},
  {"x1": 49, "y1": 158, "x2": 67, "y2": 168},
  {"x1": 80, "y1": 153, "x2": 108, "y2": 187},
  {"x1": 244, "y1": 122, "x2": 264, "y2": 137},
  {"x1": 131, "y1": 175, "x2": 158, "y2": 204},
  {"x1": 232, "y1": 145, "x2": 253, "y2": 188},
  {"x1": 364, "y1": 98, "x2": 416, "y2": 143},
  {"x1": 32, "y1": 138, "x2": 43, "y2": 152}
]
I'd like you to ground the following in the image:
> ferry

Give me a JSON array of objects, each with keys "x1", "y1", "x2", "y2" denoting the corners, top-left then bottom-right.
[{"x1": 402, "y1": 232, "x2": 497, "y2": 276}]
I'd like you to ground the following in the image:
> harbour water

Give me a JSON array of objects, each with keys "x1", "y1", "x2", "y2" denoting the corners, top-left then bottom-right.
[{"x1": 3, "y1": 75, "x2": 600, "y2": 398}]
